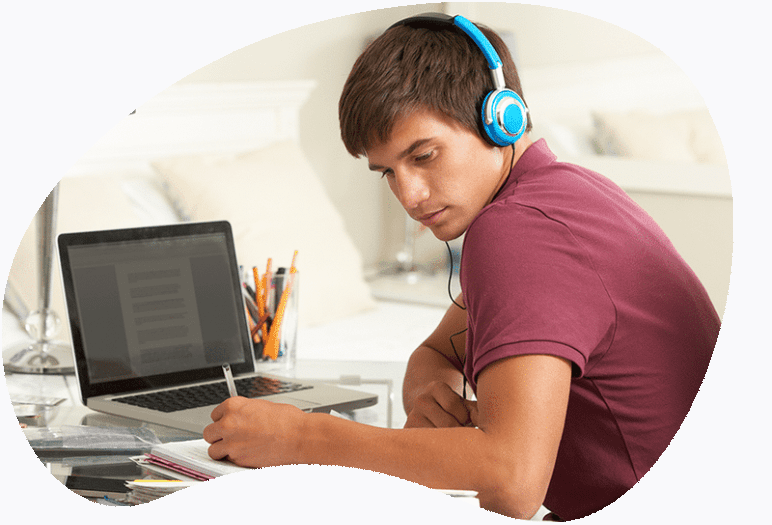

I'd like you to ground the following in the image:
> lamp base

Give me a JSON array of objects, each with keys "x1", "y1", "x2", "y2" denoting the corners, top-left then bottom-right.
[{"x1": 3, "y1": 340, "x2": 74, "y2": 375}]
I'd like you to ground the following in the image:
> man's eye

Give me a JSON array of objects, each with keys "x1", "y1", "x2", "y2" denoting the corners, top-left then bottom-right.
[
  {"x1": 415, "y1": 151, "x2": 433, "y2": 162},
  {"x1": 380, "y1": 169, "x2": 394, "y2": 179}
]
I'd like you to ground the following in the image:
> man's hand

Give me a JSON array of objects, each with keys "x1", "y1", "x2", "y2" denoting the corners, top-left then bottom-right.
[
  {"x1": 402, "y1": 295, "x2": 470, "y2": 428},
  {"x1": 404, "y1": 380, "x2": 478, "y2": 428},
  {"x1": 203, "y1": 397, "x2": 305, "y2": 468}
]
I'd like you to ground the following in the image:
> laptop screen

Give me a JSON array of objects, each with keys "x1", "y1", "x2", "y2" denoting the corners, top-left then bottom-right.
[{"x1": 59, "y1": 222, "x2": 253, "y2": 398}]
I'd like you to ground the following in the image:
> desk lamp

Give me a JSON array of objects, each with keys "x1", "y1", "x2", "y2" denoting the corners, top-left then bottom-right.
[{"x1": 3, "y1": 183, "x2": 74, "y2": 374}]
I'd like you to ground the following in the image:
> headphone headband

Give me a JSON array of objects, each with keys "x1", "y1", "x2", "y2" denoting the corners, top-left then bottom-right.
[
  {"x1": 388, "y1": 13, "x2": 527, "y2": 146},
  {"x1": 389, "y1": 13, "x2": 504, "y2": 89}
]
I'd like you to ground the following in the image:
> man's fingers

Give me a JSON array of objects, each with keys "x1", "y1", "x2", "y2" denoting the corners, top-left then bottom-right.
[
  {"x1": 206, "y1": 439, "x2": 229, "y2": 460},
  {"x1": 404, "y1": 411, "x2": 436, "y2": 429},
  {"x1": 464, "y1": 399, "x2": 479, "y2": 427},
  {"x1": 202, "y1": 421, "x2": 221, "y2": 444},
  {"x1": 209, "y1": 399, "x2": 227, "y2": 422},
  {"x1": 407, "y1": 386, "x2": 473, "y2": 428},
  {"x1": 210, "y1": 395, "x2": 244, "y2": 422},
  {"x1": 433, "y1": 384, "x2": 474, "y2": 426}
]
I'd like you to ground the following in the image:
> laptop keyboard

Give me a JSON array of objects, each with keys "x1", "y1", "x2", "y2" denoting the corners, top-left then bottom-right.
[{"x1": 113, "y1": 376, "x2": 312, "y2": 413}]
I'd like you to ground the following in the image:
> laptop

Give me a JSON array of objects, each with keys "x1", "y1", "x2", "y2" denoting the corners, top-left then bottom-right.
[{"x1": 57, "y1": 220, "x2": 376, "y2": 433}]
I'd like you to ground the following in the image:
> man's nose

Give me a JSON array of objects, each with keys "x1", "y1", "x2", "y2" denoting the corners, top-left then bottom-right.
[{"x1": 392, "y1": 170, "x2": 430, "y2": 211}]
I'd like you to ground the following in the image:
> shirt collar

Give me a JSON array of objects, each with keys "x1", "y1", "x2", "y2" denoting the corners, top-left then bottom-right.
[{"x1": 494, "y1": 138, "x2": 557, "y2": 200}]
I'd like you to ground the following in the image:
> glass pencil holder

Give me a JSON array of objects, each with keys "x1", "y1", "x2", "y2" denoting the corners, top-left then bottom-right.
[{"x1": 254, "y1": 270, "x2": 298, "y2": 374}]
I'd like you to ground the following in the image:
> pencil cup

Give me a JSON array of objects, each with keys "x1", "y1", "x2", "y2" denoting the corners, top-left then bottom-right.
[{"x1": 256, "y1": 270, "x2": 298, "y2": 374}]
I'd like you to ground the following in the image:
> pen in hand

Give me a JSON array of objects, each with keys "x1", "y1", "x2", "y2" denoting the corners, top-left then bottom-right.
[{"x1": 222, "y1": 363, "x2": 238, "y2": 397}]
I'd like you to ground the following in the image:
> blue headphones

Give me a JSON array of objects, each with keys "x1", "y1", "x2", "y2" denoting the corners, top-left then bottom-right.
[{"x1": 389, "y1": 13, "x2": 528, "y2": 147}]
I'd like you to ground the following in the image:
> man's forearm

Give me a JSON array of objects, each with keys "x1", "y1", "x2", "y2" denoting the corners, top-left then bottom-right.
[
  {"x1": 204, "y1": 354, "x2": 570, "y2": 519},
  {"x1": 296, "y1": 410, "x2": 536, "y2": 518}
]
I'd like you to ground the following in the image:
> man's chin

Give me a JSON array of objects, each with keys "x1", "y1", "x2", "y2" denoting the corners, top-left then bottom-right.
[{"x1": 429, "y1": 225, "x2": 465, "y2": 243}]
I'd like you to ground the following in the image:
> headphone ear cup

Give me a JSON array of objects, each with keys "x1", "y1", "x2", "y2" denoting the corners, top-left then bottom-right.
[{"x1": 482, "y1": 89, "x2": 528, "y2": 146}]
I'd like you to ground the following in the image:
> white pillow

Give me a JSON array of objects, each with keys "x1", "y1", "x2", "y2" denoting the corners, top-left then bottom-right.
[
  {"x1": 688, "y1": 110, "x2": 729, "y2": 165},
  {"x1": 6, "y1": 174, "x2": 179, "y2": 341},
  {"x1": 153, "y1": 141, "x2": 376, "y2": 328},
  {"x1": 529, "y1": 119, "x2": 596, "y2": 159},
  {"x1": 592, "y1": 109, "x2": 727, "y2": 165}
]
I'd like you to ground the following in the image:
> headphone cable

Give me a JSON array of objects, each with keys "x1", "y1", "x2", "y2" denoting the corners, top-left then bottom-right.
[
  {"x1": 445, "y1": 241, "x2": 468, "y2": 399},
  {"x1": 443, "y1": 144, "x2": 514, "y2": 402}
]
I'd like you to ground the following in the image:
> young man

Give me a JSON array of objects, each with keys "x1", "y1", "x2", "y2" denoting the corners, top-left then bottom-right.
[{"x1": 204, "y1": 14, "x2": 719, "y2": 520}]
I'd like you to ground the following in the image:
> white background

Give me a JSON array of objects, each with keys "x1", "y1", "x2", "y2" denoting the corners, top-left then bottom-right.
[{"x1": 1, "y1": 1, "x2": 768, "y2": 523}]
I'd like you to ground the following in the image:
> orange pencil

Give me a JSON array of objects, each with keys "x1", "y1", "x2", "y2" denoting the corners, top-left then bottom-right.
[{"x1": 252, "y1": 266, "x2": 265, "y2": 319}]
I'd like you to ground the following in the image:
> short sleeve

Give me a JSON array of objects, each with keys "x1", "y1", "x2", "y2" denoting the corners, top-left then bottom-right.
[{"x1": 461, "y1": 200, "x2": 616, "y2": 387}]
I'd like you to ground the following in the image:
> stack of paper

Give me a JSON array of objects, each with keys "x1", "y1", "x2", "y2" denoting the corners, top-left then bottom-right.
[
  {"x1": 124, "y1": 480, "x2": 200, "y2": 504},
  {"x1": 134, "y1": 439, "x2": 250, "y2": 481}
]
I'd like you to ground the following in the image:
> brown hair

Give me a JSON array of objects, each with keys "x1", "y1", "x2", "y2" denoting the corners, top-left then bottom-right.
[{"x1": 338, "y1": 20, "x2": 531, "y2": 158}]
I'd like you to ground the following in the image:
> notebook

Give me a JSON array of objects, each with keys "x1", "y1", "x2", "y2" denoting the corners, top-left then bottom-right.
[{"x1": 57, "y1": 220, "x2": 376, "y2": 433}]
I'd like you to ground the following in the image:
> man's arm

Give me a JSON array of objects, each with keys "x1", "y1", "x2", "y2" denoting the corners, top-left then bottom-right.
[
  {"x1": 204, "y1": 353, "x2": 571, "y2": 519},
  {"x1": 402, "y1": 295, "x2": 472, "y2": 427}
]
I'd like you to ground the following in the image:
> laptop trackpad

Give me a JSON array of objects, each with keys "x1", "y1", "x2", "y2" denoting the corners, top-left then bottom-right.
[{"x1": 281, "y1": 397, "x2": 320, "y2": 411}]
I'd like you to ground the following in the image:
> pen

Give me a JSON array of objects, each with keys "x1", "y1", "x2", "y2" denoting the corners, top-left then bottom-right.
[
  {"x1": 242, "y1": 285, "x2": 261, "y2": 322},
  {"x1": 222, "y1": 363, "x2": 238, "y2": 397},
  {"x1": 264, "y1": 258, "x2": 272, "y2": 303}
]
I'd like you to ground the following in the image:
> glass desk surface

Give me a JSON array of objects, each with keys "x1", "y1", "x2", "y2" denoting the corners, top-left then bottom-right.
[{"x1": 4, "y1": 358, "x2": 407, "y2": 504}]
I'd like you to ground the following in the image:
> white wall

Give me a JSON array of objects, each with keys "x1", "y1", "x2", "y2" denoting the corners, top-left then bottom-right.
[
  {"x1": 175, "y1": 3, "x2": 666, "y2": 269},
  {"x1": 169, "y1": 4, "x2": 731, "y2": 320},
  {"x1": 176, "y1": 4, "x2": 433, "y2": 268}
]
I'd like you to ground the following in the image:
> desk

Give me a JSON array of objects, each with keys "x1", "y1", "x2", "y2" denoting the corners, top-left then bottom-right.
[
  {"x1": 2, "y1": 299, "x2": 424, "y2": 505},
  {"x1": 4, "y1": 358, "x2": 404, "y2": 504}
]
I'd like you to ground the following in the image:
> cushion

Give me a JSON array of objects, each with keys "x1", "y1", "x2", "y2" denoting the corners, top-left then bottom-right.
[{"x1": 153, "y1": 141, "x2": 376, "y2": 327}]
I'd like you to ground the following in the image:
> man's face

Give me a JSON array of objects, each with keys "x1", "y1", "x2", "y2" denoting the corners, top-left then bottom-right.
[{"x1": 367, "y1": 109, "x2": 511, "y2": 242}]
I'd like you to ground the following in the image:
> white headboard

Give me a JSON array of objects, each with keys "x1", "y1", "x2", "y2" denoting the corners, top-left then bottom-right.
[
  {"x1": 517, "y1": 53, "x2": 731, "y2": 199},
  {"x1": 65, "y1": 80, "x2": 317, "y2": 178},
  {"x1": 520, "y1": 53, "x2": 706, "y2": 132}
]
